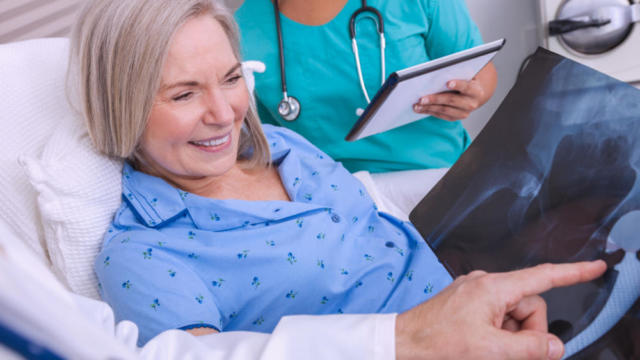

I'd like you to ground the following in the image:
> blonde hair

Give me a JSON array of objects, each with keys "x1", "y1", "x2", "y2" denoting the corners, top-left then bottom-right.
[{"x1": 68, "y1": 0, "x2": 270, "y2": 167}]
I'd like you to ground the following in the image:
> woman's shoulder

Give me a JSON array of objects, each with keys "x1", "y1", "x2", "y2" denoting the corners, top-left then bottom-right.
[{"x1": 262, "y1": 123, "x2": 308, "y2": 143}]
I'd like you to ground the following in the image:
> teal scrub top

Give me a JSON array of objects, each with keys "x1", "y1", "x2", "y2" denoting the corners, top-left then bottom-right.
[{"x1": 235, "y1": 0, "x2": 484, "y2": 173}]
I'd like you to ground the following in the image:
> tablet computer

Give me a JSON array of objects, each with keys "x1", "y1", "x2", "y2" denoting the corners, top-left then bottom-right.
[{"x1": 345, "y1": 38, "x2": 506, "y2": 142}]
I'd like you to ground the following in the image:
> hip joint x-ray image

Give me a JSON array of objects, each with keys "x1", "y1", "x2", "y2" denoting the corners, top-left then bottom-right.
[{"x1": 410, "y1": 48, "x2": 640, "y2": 359}]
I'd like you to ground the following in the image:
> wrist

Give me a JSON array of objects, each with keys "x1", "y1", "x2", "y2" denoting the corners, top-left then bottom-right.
[
  {"x1": 395, "y1": 312, "x2": 410, "y2": 360},
  {"x1": 395, "y1": 311, "x2": 425, "y2": 360}
]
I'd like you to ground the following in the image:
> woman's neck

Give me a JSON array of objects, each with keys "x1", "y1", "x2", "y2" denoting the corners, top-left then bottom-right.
[
  {"x1": 191, "y1": 165, "x2": 291, "y2": 202},
  {"x1": 276, "y1": 0, "x2": 349, "y2": 26},
  {"x1": 137, "y1": 159, "x2": 290, "y2": 202}
]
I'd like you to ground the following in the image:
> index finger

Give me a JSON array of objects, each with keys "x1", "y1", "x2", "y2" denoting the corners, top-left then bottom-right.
[
  {"x1": 448, "y1": 79, "x2": 485, "y2": 101},
  {"x1": 493, "y1": 260, "x2": 607, "y2": 300}
]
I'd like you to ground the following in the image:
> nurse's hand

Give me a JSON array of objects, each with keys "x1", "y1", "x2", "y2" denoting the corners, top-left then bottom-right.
[
  {"x1": 413, "y1": 62, "x2": 497, "y2": 121},
  {"x1": 395, "y1": 260, "x2": 607, "y2": 360}
]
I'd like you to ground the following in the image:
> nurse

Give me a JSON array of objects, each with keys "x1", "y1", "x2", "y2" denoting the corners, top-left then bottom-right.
[{"x1": 235, "y1": 0, "x2": 497, "y2": 203}]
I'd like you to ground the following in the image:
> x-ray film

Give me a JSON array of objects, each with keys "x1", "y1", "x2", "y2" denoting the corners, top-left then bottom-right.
[{"x1": 410, "y1": 48, "x2": 640, "y2": 359}]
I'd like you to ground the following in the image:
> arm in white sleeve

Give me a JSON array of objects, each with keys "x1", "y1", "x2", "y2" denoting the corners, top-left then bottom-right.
[
  {"x1": 151, "y1": 313, "x2": 397, "y2": 360},
  {"x1": 263, "y1": 313, "x2": 396, "y2": 360}
]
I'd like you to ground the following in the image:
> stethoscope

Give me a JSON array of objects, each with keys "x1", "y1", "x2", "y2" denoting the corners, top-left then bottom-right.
[{"x1": 273, "y1": 0, "x2": 386, "y2": 121}]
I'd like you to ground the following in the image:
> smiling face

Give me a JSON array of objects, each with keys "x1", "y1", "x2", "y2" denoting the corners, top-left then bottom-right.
[{"x1": 137, "y1": 14, "x2": 249, "y2": 187}]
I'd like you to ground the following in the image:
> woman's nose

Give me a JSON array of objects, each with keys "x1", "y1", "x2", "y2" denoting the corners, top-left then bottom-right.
[{"x1": 203, "y1": 89, "x2": 234, "y2": 125}]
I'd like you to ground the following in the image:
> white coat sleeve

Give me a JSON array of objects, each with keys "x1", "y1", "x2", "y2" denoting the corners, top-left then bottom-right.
[{"x1": 138, "y1": 313, "x2": 396, "y2": 360}]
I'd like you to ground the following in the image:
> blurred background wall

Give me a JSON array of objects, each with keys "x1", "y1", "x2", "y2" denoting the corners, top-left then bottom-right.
[
  {"x1": 0, "y1": 0, "x2": 541, "y2": 139},
  {"x1": 0, "y1": 0, "x2": 81, "y2": 44}
]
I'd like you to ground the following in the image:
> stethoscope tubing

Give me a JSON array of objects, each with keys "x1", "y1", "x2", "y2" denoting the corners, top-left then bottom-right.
[
  {"x1": 273, "y1": 0, "x2": 289, "y2": 101},
  {"x1": 274, "y1": 0, "x2": 386, "y2": 121}
]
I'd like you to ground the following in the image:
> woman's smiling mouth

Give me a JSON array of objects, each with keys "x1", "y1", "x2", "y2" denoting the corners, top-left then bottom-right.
[{"x1": 189, "y1": 133, "x2": 231, "y2": 152}]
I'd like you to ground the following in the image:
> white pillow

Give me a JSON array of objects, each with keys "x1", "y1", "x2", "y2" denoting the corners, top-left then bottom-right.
[
  {"x1": 22, "y1": 118, "x2": 123, "y2": 299},
  {"x1": 0, "y1": 38, "x2": 73, "y2": 266}
]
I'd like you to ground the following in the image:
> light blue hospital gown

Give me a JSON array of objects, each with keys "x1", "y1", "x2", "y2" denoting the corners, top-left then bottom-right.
[{"x1": 95, "y1": 125, "x2": 453, "y2": 345}]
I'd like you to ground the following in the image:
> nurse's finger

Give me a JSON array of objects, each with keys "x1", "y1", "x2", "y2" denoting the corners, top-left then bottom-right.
[
  {"x1": 414, "y1": 105, "x2": 469, "y2": 121},
  {"x1": 447, "y1": 79, "x2": 485, "y2": 100},
  {"x1": 416, "y1": 101, "x2": 472, "y2": 116},
  {"x1": 491, "y1": 261, "x2": 607, "y2": 305},
  {"x1": 422, "y1": 92, "x2": 479, "y2": 112}
]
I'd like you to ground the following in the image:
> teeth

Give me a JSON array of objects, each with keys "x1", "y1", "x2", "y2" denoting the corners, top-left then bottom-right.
[{"x1": 192, "y1": 134, "x2": 229, "y2": 147}]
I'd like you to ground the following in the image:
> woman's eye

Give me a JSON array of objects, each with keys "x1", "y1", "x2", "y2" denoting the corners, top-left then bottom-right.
[
  {"x1": 225, "y1": 74, "x2": 243, "y2": 85},
  {"x1": 172, "y1": 92, "x2": 193, "y2": 102}
]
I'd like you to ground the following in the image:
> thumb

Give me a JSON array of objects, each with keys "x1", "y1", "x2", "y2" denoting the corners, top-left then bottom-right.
[{"x1": 498, "y1": 330, "x2": 564, "y2": 360}]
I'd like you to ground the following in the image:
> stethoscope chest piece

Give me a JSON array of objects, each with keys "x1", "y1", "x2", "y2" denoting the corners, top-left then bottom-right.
[
  {"x1": 278, "y1": 95, "x2": 301, "y2": 121},
  {"x1": 272, "y1": 0, "x2": 384, "y2": 122}
]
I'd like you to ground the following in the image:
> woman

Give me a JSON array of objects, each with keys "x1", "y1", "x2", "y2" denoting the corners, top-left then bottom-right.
[{"x1": 72, "y1": 0, "x2": 604, "y2": 358}]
